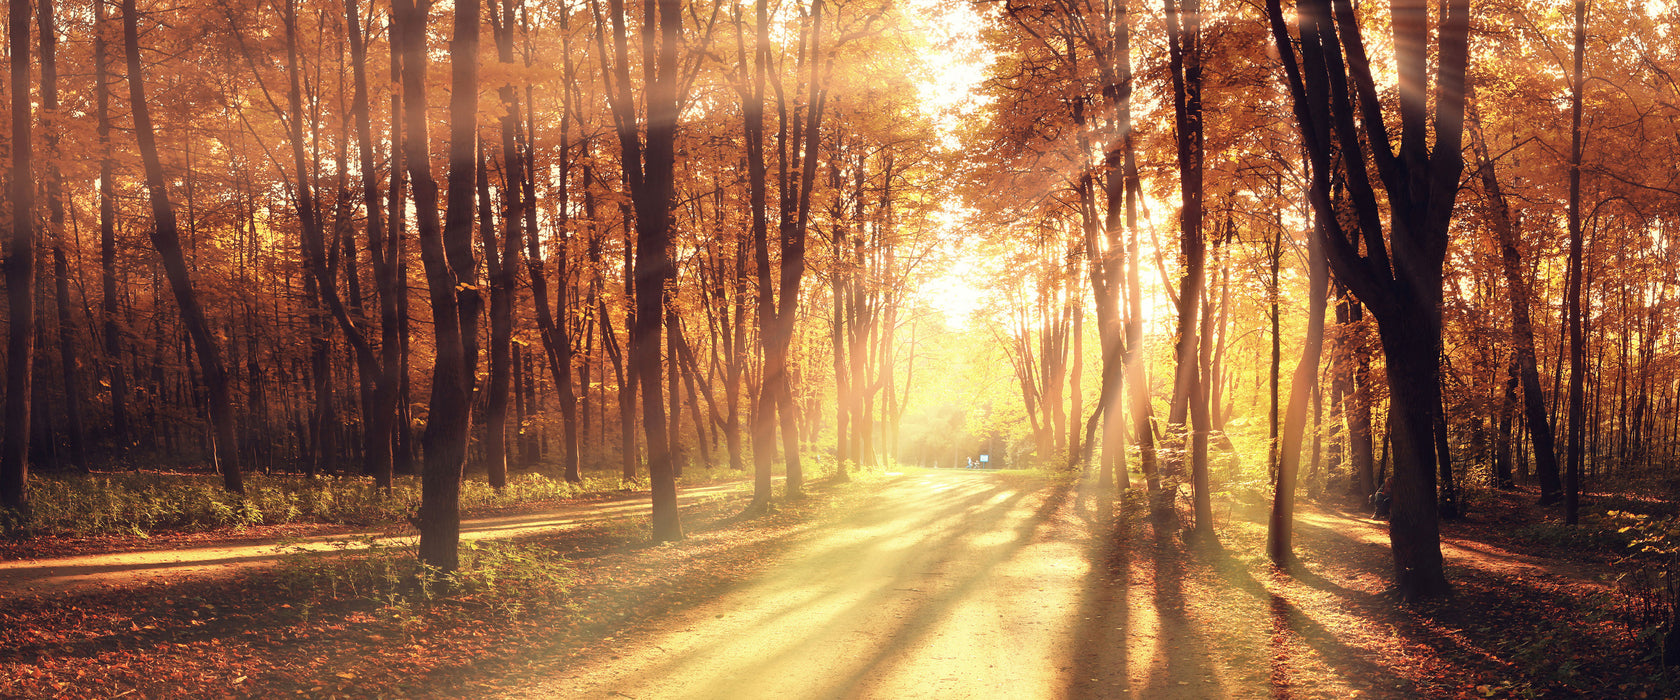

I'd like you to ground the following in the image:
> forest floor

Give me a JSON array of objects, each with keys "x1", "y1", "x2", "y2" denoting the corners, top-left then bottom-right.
[{"x1": 0, "y1": 468, "x2": 1672, "y2": 698}]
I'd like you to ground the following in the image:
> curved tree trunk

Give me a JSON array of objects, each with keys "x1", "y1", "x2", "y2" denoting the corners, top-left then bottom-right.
[
  {"x1": 1468, "y1": 109, "x2": 1561, "y2": 504},
  {"x1": 1267, "y1": 198, "x2": 1329, "y2": 564},
  {"x1": 125, "y1": 0, "x2": 242, "y2": 494}
]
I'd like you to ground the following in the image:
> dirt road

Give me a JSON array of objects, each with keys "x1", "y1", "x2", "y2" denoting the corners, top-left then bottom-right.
[
  {"x1": 503, "y1": 469, "x2": 1266, "y2": 700},
  {"x1": 500, "y1": 465, "x2": 1584, "y2": 699}
]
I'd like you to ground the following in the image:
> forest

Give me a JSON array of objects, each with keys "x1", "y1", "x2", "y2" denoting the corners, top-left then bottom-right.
[{"x1": 0, "y1": 0, "x2": 1678, "y2": 695}]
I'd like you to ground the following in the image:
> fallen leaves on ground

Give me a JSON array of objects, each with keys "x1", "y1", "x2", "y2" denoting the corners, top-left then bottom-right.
[{"x1": 0, "y1": 475, "x2": 873, "y2": 698}]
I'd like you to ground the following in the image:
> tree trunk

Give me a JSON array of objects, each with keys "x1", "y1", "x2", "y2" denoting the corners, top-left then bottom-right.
[
  {"x1": 480, "y1": 131, "x2": 514, "y2": 489},
  {"x1": 41, "y1": 0, "x2": 85, "y2": 474},
  {"x1": 1494, "y1": 360, "x2": 1517, "y2": 488},
  {"x1": 1563, "y1": 0, "x2": 1587, "y2": 525},
  {"x1": 1379, "y1": 316, "x2": 1450, "y2": 597},
  {"x1": 395, "y1": 0, "x2": 472, "y2": 573},
  {"x1": 1265, "y1": 0, "x2": 1467, "y2": 600},
  {"x1": 1164, "y1": 0, "x2": 1211, "y2": 536},
  {"x1": 514, "y1": 0, "x2": 580, "y2": 483},
  {"x1": 1, "y1": 0, "x2": 34, "y2": 517},
  {"x1": 1267, "y1": 187, "x2": 1328, "y2": 564},
  {"x1": 1468, "y1": 111, "x2": 1561, "y2": 505},
  {"x1": 346, "y1": 0, "x2": 400, "y2": 489},
  {"x1": 600, "y1": 0, "x2": 683, "y2": 540},
  {"x1": 1435, "y1": 384, "x2": 1458, "y2": 519},
  {"x1": 125, "y1": 0, "x2": 242, "y2": 493},
  {"x1": 95, "y1": 0, "x2": 129, "y2": 455}
]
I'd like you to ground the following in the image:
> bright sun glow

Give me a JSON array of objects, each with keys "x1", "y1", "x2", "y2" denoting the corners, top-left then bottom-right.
[{"x1": 904, "y1": 0, "x2": 990, "y2": 327}]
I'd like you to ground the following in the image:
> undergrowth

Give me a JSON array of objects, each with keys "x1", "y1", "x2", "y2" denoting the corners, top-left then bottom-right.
[
  {"x1": 269, "y1": 537, "x2": 575, "y2": 625},
  {"x1": 19, "y1": 471, "x2": 626, "y2": 537}
]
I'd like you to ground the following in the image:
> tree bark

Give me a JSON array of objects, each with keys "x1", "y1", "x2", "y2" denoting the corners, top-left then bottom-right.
[
  {"x1": 599, "y1": 0, "x2": 684, "y2": 540},
  {"x1": 1468, "y1": 109, "x2": 1561, "y2": 504},
  {"x1": 1164, "y1": 0, "x2": 1211, "y2": 536},
  {"x1": 347, "y1": 0, "x2": 400, "y2": 489},
  {"x1": 41, "y1": 0, "x2": 86, "y2": 473},
  {"x1": 515, "y1": 0, "x2": 580, "y2": 483},
  {"x1": 94, "y1": 0, "x2": 129, "y2": 454},
  {"x1": 2, "y1": 0, "x2": 34, "y2": 516}
]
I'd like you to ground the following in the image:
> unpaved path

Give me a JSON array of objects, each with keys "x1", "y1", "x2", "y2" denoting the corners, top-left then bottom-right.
[
  {"x1": 503, "y1": 470, "x2": 1094, "y2": 699},
  {"x1": 0, "y1": 481, "x2": 749, "y2": 599},
  {"x1": 500, "y1": 470, "x2": 1613, "y2": 700}
]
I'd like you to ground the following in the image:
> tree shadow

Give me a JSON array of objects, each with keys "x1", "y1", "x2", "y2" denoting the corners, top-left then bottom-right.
[
  {"x1": 1066, "y1": 487, "x2": 1133, "y2": 698},
  {"x1": 552, "y1": 474, "x2": 1071, "y2": 699}
]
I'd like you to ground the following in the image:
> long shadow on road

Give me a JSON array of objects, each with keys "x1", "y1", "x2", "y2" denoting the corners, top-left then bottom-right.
[{"x1": 519, "y1": 471, "x2": 1081, "y2": 699}]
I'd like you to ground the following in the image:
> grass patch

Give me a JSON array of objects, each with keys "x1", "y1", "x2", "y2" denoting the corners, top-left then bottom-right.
[
  {"x1": 269, "y1": 537, "x2": 575, "y2": 626},
  {"x1": 18, "y1": 470, "x2": 653, "y2": 537}
]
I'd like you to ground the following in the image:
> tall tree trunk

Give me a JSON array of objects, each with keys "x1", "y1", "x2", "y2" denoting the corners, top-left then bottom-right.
[
  {"x1": 1468, "y1": 109, "x2": 1561, "y2": 504},
  {"x1": 1164, "y1": 0, "x2": 1211, "y2": 535},
  {"x1": 2, "y1": 0, "x2": 33, "y2": 515},
  {"x1": 478, "y1": 133, "x2": 513, "y2": 488},
  {"x1": 347, "y1": 0, "x2": 399, "y2": 489},
  {"x1": 1267, "y1": 190, "x2": 1328, "y2": 563},
  {"x1": 395, "y1": 0, "x2": 473, "y2": 573},
  {"x1": 124, "y1": 0, "x2": 243, "y2": 493},
  {"x1": 599, "y1": 0, "x2": 684, "y2": 539},
  {"x1": 1266, "y1": 0, "x2": 1468, "y2": 600},
  {"x1": 1269, "y1": 219, "x2": 1282, "y2": 482},
  {"x1": 744, "y1": 0, "x2": 775, "y2": 510},
  {"x1": 306, "y1": 274, "x2": 334, "y2": 475},
  {"x1": 1563, "y1": 0, "x2": 1587, "y2": 525},
  {"x1": 95, "y1": 0, "x2": 128, "y2": 454},
  {"x1": 515, "y1": 0, "x2": 579, "y2": 483},
  {"x1": 41, "y1": 0, "x2": 85, "y2": 473}
]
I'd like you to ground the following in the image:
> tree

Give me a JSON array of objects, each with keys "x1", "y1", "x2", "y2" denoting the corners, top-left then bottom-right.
[
  {"x1": 1266, "y1": 179, "x2": 1327, "y2": 564},
  {"x1": 95, "y1": 0, "x2": 128, "y2": 456},
  {"x1": 596, "y1": 0, "x2": 689, "y2": 540},
  {"x1": 394, "y1": 0, "x2": 475, "y2": 573},
  {"x1": 346, "y1": 0, "x2": 404, "y2": 490},
  {"x1": 1266, "y1": 0, "x2": 1470, "y2": 600},
  {"x1": 42, "y1": 0, "x2": 88, "y2": 474},
  {"x1": 1467, "y1": 106, "x2": 1559, "y2": 501},
  {"x1": 1562, "y1": 0, "x2": 1588, "y2": 526},
  {"x1": 125, "y1": 0, "x2": 243, "y2": 494},
  {"x1": 1164, "y1": 0, "x2": 1214, "y2": 537},
  {"x1": 2, "y1": 0, "x2": 35, "y2": 518}
]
